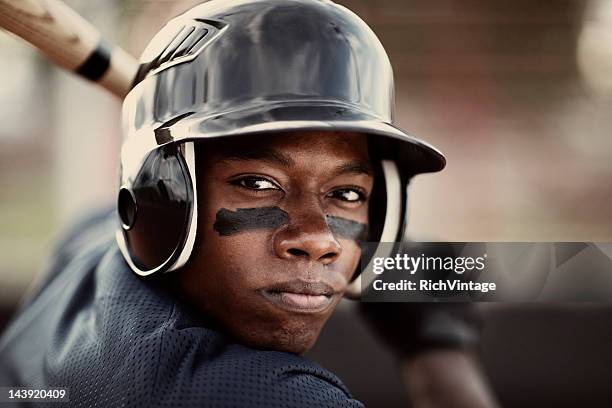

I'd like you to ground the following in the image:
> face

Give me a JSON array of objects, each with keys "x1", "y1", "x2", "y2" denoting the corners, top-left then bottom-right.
[{"x1": 173, "y1": 131, "x2": 373, "y2": 354}]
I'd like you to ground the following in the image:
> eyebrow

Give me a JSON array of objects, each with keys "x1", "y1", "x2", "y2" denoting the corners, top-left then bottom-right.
[
  {"x1": 218, "y1": 147, "x2": 372, "y2": 176},
  {"x1": 332, "y1": 162, "x2": 373, "y2": 176},
  {"x1": 218, "y1": 148, "x2": 294, "y2": 167}
]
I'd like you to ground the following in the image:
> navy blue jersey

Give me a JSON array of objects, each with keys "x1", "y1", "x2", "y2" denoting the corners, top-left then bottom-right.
[{"x1": 0, "y1": 211, "x2": 363, "y2": 407}]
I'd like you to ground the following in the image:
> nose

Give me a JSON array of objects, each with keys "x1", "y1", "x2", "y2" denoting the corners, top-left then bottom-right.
[{"x1": 273, "y1": 207, "x2": 342, "y2": 265}]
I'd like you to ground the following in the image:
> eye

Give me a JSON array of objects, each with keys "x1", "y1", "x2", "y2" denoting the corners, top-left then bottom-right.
[
  {"x1": 232, "y1": 176, "x2": 280, "y2": 191},
  {"x1": 328, "y1": 188, "x2": 366, "y2": 203}
]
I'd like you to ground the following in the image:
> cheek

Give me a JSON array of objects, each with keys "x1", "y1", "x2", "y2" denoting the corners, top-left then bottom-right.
[
  {"x1": 187, "y1": 231, "x2": 273, "y2": 331},
  {"x1": 196, "y1": 231, "x2": 272, "y2": 288}
]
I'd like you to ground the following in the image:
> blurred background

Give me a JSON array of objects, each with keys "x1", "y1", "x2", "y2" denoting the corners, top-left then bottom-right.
[{"x1": 1, "y1": 0, "x2": 611, "y2": 407}]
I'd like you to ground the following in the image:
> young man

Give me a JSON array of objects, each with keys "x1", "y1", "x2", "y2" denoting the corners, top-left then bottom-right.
[{"x1": 0, "y1": 0, "x2": 496, "y2": 406}]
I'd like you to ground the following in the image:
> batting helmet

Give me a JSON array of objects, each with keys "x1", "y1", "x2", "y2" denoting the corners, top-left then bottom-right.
[{"x1": 116, "y1": 0, "x2": 445, "y2": 297}]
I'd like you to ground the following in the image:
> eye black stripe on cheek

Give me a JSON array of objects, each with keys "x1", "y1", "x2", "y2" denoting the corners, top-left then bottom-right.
[
  {"x1": 213, "y1": 207, "x2": 289, "y2": 236},
  {"x1": 326, "y1": 215, "x2": 368, "y2": 241}
]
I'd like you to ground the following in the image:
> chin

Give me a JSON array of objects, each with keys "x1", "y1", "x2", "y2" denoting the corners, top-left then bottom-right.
[{"x1": 274, "y1": 327, "x2": 321, "y2": 355}]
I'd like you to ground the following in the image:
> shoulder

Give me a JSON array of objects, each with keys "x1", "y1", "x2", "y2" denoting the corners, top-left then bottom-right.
[
  {"x1": 20, "y1": 207, "x2": 117, "y2": 306},
  {"x1": 152, "y1": 327, "x2": 364, "y2": 407}
]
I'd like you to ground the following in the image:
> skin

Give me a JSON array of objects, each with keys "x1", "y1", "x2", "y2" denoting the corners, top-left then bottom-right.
[{"x1": 173, "y1": 131, "x2": 374, "y2": 354}]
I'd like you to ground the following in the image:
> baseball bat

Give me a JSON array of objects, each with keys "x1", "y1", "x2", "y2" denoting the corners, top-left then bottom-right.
[{"x1": 0, "y1": 0, "x2": 138, "y2": 99}]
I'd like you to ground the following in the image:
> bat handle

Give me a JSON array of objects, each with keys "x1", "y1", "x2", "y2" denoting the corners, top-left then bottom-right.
[
  {"x1": 0, "y1": 0, "x2": 138, "y2": 99},
  {"x1": 99, "y1": 46, "x2": 139, "y2": 98}
]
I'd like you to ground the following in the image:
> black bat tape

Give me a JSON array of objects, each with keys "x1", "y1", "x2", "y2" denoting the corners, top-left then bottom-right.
[
  {"x1": 75, "y1": 38, "x2": 111, "y2": 81},
  {"x1": 213, "y1": 207, "x2": 366, "y2": 240}
]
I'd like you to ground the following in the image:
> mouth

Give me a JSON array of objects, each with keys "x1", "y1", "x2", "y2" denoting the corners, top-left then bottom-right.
[{"x1": 259, "y1": 280, "x2": 336, "y2": 314}]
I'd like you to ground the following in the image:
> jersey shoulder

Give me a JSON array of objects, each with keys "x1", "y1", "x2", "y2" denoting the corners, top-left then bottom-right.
[{"x1": 152, "y1": 327, "x2": 364, "y2": 408}]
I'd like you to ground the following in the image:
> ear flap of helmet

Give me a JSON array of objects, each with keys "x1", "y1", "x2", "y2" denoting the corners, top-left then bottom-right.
[
  {"x1": 116, "y1": 142, "x2": 196, "y2": 276},
  {"x1": 344, "y1": 158, "x2": 406, "y2": 299},
  {"x1": 366, "y1": 157, "x2": 387, "y2": 244}
]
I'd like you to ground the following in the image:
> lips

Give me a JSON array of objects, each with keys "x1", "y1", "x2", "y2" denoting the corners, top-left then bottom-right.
[{"x1": 260, "y1": 280, "x2": 335, "y2": 313}]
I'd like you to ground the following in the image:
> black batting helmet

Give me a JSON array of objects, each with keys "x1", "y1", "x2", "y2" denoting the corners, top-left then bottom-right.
[{"x1": 116, "y1": 0, "x2": 445, "y2": 297}]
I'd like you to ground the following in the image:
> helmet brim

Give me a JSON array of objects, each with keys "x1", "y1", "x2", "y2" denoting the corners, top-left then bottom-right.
[{"x1": 168, "y1": 101, "x2": 446, "y2": 176}]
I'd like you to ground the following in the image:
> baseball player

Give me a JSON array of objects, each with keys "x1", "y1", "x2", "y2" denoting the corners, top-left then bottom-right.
[{"x1": 0, "y1": 1, "x2": 496, "y2": 406}]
